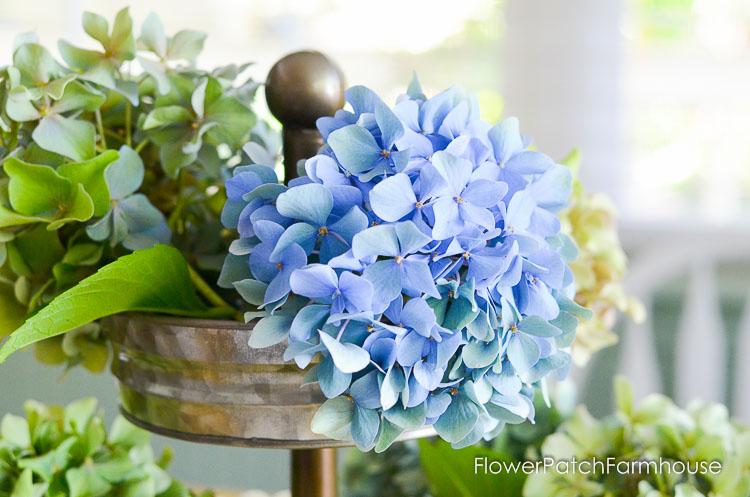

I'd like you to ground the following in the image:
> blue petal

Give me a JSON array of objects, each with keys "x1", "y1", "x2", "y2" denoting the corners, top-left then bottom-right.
[
  {"x1": 338, "y1": 271, "x2": 373, "y2": 313},
  {"x1": 488, "y1": 117, "x2": 524, "y2": 164},
  {"x1": 425, "y1": 392, "x2": 452, "y2": 419},
  {"x1": 505, "y1": 150, "x2": 554, "y2": 175},
  {"x1": 253, "y1": 219, "x2": 284, "y2": 246},
  {"x1": 264, "y1": 244, "x2": 307, "y2": 305},
  {"x1": 345, "y1": 86, "x2": 386, "y2": 115},
  {"x1": 413, "y1": 360, "x2": 443, "y2": 390},
  {"x1": 401, "y1": 297, "x2": 437, "y2": 337},
  {"x1": 350, "y1": 371, "x2": 382, "y2": 409},
  {"x1": 248, "y1": 243, "x2": 278, "y2": 283},
  {"x1": 276, "y1": 183, "x2": 333, "y2": 227},
  {"x1": 462, "y1": 179, "x2": 507, "y2": 208},
  {"x1": 369, "y1": 173, "x2": 417, "y2": 222},
  {"x1": 504, "y1": 190, "x2": 536, "y2": 233},
  {"x1": 328, "y1": 125, "x2": 383, "y2": 174},
  {"x1": 462, "y1": 338, "x2": 500, "y2": 369},
  {"x1": 270, "y1": 222, "x2": 316, "y2": 261},
  {"x1": 507, "y1": 332, "x2": 541, "y2": 373},
  {"x1": 369, "y1": 338, "x2": 397, "y2": 371},
  {"x1": 396, "y1": 331, "x2": 427, "y2": 367},
  {"x1": 318, "y1": 355, "x2": 352, "y2": 398},
  {"x1": 375, "y1": 102, "x2": 404, "y2": 150},
  {"x1": 381, "y1": 366, "x2": 406, "y2": 410},
  {"x1": 305, "y1": 154, "x2": 350, "y2": 186},
  {"x1": 289, "y1": 264, "x2": 338, "y2": 299},
  {"x1": 290, "y1": 304, "x2": 330, "y2": 342},
  {"x1": 226, "y1": 171, "x2": 262, "y2": 201},
  {"x1": 527, "y1": 164, "x2": 573, "y2": 211},
  {"x1": 363, "y1": 259, "x2": 402, "y2": 313},
  {"x1": 395, "y1": 221, "x2": 432, "y2": 254},
  {"x1": 400, "y1": 259, "x2": 440, "y2": 299},
  {"x1": 319, "y1": 331, "x2": 371, "y2": 373},
  {"x1": 459, "y1": 202, "x2": 495, "y2": 231},
  {"x1": 329, "y1": 205, "x2": 368, "y2": 244},
  {"x1": 352, "y1": 405, "x2": 380, "y2": 450},
  {"x1": 433, "y1": 392, "x2": 479, "y2": 444},
  {"x1": 353, "y1": 225, "x2": 400, "y2": 259},
  {"x1": 431, "y1": 197, "x2": 463, "y2": 240},
  {"x1": 431, "y1": 152, "x2": 472, "y2": 196}
]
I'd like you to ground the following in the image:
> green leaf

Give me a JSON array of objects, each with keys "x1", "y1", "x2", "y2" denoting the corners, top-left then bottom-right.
[
  {"x1": 13, "y1": 44, "x2": 63, "y2": 86},
  {"x1": 64, "y1": 398, "x2": 97, "y2": 434},
  {"x1": 82, "y1": 12, "x2": 110, "y2": 47},
  {"x1": 12, "y1": 469, "x2": 34, "y2": 497},
  {"x1": 143, "y1": 106, "x2": 193, "y2": 129},
  {"x1": 140, "y1": 13, "x2": 167, "y2": 58},
  {"x1": 167, "y1": 30, "x2": 206, "y2": 62},
  {"x1": 418, "y1": 439, "x2": 526, "y2": 497},
  {"x1": 109, "y1": 8, "x2": 136, "y2": 61},
  {"x1": 0, "y1": 245, "x2": 226, "y2": 363},
  {"x1": 62, "y1": 244, "x2": 104, "y2": 267},
  {"x1": 0, "y1": 284, "x2": 26, "y2": 337},
  {"x1": 204, "y1": 97, "x2": 255, "y2": 147},
  {"x1": 32, "y1": 114, "x2": 96, "y2": 161},
  {"x1": 58, "y1": 40, "x2": 105, "y2": 71},
  {"x1": 2, "y1": 413, "x2": 31, "y2": 447},
  {"x1": 614, "y1": 375, "x2": 633, "y2": 417},
  {"x1": 58, "y1": 150, "x2": 118, "y2": 216},
  {"x1": 4, "y1": 158, "x2": 95, "y2": 227},
  {"x1": 108, "y1": 416, "x2": 150, "y2": 449},
  {"x1": 66, "y1": 466, "x2": 112, "y2": 497},
  {"x1": 52, "y1": 80, "x2": 105, "y2": 114}
]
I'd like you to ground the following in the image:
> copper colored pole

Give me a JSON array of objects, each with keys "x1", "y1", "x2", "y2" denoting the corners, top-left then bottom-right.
[
  {"x1": 265, "y1": 51, "x2": 346, "y2": 497},
  {"x1": 291, "y1": 448, "x2": 338, "y2": 497}
]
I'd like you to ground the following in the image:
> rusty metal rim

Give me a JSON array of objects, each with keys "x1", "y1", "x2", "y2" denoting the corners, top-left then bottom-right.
[
  {"x1": 121, "y1": 313, "x2": 254, "y2": 331},
  {"x1": 119, "y1": 405, "x2": 437, "y2": 450}
]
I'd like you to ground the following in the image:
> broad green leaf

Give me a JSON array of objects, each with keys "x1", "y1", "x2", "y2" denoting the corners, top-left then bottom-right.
[
  {"x1": 63, "y1": 398, "x2": 97, "y2": 434},
  {"x1": 205, "y1": 97, "x2": 254, "y2": 147},
  {"x1": 614, "y1": 375, "x2": 633, "y2": 417},
  {"x1": 418, "y1": 439, "x2": 526, "y2": 497},
  {"x1": 2, "y1": 414, "x2": 31, "y2": 447},
  {"x1": 108, "y1": 416, "x2": 149, "y2": 449},
  {"x1": 13, "y1": 43, "x2": 63, "y2": 86},
  {"x1": 109, "y1": 8, "x2": 136, "y2": 61},
  {"x1": 167, "y1": 30, "x2": 206, "y2": 62},
  {"x1": 58, "y1": 150, "x2": 118, "y2": 216},
  {"x1": 82, "y1": 11, "x2": 110, "y2": 47},
  {"x1": 11, "y1": 226, "x2": 65, "y2": 277},
  {"x1": 12, "y1": 469, "x2": 34, "y2": 497},
  {"x1": 52, "y1": 80, "x2": 105, "y2": 114},
  {"x1": 140, "y1": 13, "x2": 167, "y2": 57},
  {"x1": 143, "y1": 105, "x2": 193, "y2": 129},
  {"x1": 32, "y1": 114, "x2": 96, "y2": 161},
  {"x1": 4, "y1": 158, "x2": 95, "y2": 227},
  {"x1": 58, "y1": 40, "x2": 104, "y2": 71},
  {"x1": 0, "y1": 245, "x2": 230, "y2": 363},
  {"x1": 66, "y1": 466, "x2": 112, "y2": 497}
]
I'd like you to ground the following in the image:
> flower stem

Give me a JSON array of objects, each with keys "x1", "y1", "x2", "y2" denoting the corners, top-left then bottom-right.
[
  {"x1": 95, "y1": 109, "x2": 107, "y2": 149},
  {"x1": 134, "y1": 138, "x2": 150, "y2": 154},
  {"x1": 125, "y1": 101, "x2": 132, "y2": 148},
  {"x1": 187, "y1": 263, "x2": 234, "y2": 311}
]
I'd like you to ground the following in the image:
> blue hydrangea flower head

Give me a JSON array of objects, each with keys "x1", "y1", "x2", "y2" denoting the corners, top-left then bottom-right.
[{"x1": 221, "y1": 78, "x2": 592, "y2": 452}]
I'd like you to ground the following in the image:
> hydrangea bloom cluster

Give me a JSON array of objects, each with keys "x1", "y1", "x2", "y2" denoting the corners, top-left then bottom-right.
[{"x1": 219, "y1": 78, "x2": 591, "y2": 452}]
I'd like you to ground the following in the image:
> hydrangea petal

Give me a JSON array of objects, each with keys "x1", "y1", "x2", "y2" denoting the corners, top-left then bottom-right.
[
  {"x1": 276, "y1": 183, "x2": 333, "y2": 227},
  {"x1": 319, "y1": 331, "x2": 371, "y2": 374},
  {"x1": 369, "y1": 173, "x2": 417, "y2": 222}
]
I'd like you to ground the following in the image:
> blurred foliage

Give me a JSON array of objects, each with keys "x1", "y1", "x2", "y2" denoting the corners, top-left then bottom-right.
[
  {"x1": 0, "y1": 8, "x2": 268, "y2": 370},
  {"x1": 632, "y1": 0, "x2": 696, "y2": 42},
  {"x1": 0, "y1": 397, "x2": 214, "y2": 497},
  {"x1": 526, "y1": 376, "x2": 750, "y2": 497},
  {"x1": 559, "y1": 150, "x2": 645, "y2": 365}
]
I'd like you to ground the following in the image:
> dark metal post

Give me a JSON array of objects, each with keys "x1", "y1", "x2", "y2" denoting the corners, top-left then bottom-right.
[{"x1": 266, "y1": 50, "x2": 346, "y2": 497}]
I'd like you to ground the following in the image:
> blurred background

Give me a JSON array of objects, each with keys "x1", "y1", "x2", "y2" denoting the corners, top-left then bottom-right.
[{"x1": 2, "y1": 0, "x2": 750, "y2": 492}]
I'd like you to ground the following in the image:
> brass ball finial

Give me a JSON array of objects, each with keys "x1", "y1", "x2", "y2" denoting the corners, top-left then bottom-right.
[{"x1": 265, "y1": 51, "x2": 346, "y2": 129}]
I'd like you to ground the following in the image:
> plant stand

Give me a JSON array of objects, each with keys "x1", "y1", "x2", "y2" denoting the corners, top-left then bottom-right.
[{"x1": 105, "y1": 52, "x2": 435, "y2": 497}]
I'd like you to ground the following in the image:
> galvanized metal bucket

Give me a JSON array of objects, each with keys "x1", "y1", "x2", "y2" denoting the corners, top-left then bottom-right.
[{"x1": 104, "y1": 313, "x2": 434, "y2": 449}]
